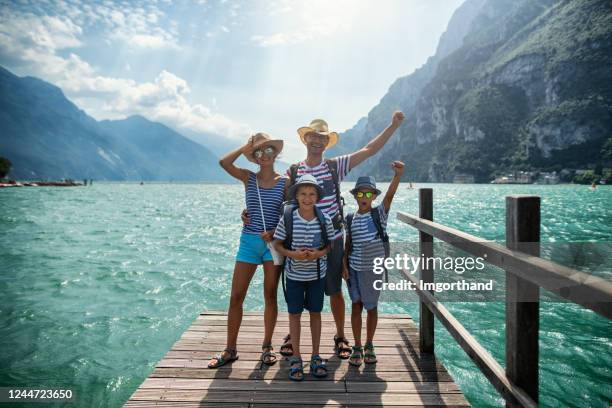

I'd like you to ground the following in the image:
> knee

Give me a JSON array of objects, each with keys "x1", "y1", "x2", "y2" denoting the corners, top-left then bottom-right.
[
  {"x1": 229, "y1": 291, "x2": 246, "y2": 307},
  {"x1": 264, "y1": 287, "x2": 278, "y2": 304},
  {"x1": 352, "y1": 302, "x2": 363, "y2": 312}
]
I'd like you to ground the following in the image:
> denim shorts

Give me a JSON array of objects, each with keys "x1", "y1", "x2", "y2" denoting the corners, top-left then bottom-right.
[
  {"x1": 285, "y1": 277, "x2": 325, "y2": 314},
  {"x1": 235, "y1": 232, "x2": 273, "y2": 265},
  {"x1": 347, "y1": 266, "x2": 381, "y2": 311}
]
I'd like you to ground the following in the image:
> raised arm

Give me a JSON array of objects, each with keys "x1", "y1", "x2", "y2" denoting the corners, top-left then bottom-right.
[
  {"x1": 349, "y1": 111, "x2": 405, "y2": 171},
  {"x1": 383, "y1": 161, "x2": 405, "y2": 213},
  {"x1": 219, "y1": 138, "x2": 252, "y2": 183}
]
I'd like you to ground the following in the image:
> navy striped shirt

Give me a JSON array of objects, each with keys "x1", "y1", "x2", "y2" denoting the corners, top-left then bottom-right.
[
  {"x1": 286, "y1": 155, "x2": 351, "y2": 240},
  {"x1": 273, "y1": 210, "x2": 335, "y2": 281},
  {"x1": 347, "y1": 205, "x2": 388, "y2": 271},
  {"x1": 243, "y1": 172, "x2": 287, "y2": 234}
]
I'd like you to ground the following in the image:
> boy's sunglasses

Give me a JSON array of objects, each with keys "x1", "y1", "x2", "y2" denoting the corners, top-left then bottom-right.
[
  {"x1": 253, "y1": 146, "x2": 276, "y2": 159},
  {"x1": 356, "y1": 191, "x2": 375, "y2": 199}
]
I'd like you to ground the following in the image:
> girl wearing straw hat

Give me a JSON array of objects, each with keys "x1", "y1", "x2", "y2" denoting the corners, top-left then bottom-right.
[{"x1": 208, "y1": 132, "x2": 288, "y2": 368}]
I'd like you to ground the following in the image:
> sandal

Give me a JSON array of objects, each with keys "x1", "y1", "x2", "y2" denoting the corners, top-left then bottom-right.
[
  {"x1": 288, "y1": 356, "x2": 304, "y2": 381},
  {"x1": 364, "y1": 342, "x2": 377, "y2": 364},
  {"x1": 280, "y1": 334, "x2": 293, "y2": 356},
  {"x1": 348, "y1": 345, "x2": 364, "y2": 367},
  {"x1": 333, "y1": 335, "x2": 351, "y2": 359},
  {"x1": 207, "y1": 347, "x2": 239, "y2": 369},
  {"x1": 260, "y1": 344, "x2": 277, "y2": 366},
  {"x1": 310, "y1": 355, "x2": 328, "y2": 378}
]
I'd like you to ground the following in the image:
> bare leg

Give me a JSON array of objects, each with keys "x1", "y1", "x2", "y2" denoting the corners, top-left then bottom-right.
[
  {"x1": 220, "y1": 262, "x2": 257, "y2": 361},
  {"x1": 262, "y1": 262, "x2": 280, "y2": 347},
  {"x1": 289, "y1": 312, "x2": 302, "y2": 359},
  {"x1": 330, "y1": 291, "x2": 346, "y2": 338},
  {"x1": 366, "y1": 307, "x2": 378, "y2": 344},
  {"x1": 351, "y1": 302, "x2": 363, "y2": 347},
  {"x1": 310, "y1": 311, "x2": 321, "y2": 356}
]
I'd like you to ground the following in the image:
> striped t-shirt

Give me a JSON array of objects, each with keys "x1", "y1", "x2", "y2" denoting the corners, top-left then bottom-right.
[
  {"x1": 347, "y1": 205, "x2": 388, "y2": 271},
  {"x1": 243, "y1": 172, "x2": 287, "y2": 234},
  {"x1": 286, "y1": 155, "x2": 351, "y2": 240},
  {"x1": 273, "y1": 209, "x2": 335, "y2": 281}
]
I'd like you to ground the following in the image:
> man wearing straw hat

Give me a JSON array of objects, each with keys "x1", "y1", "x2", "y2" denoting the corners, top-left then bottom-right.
[{"x1": 243, "y1": 111, "x2": 405, "y2": 358}]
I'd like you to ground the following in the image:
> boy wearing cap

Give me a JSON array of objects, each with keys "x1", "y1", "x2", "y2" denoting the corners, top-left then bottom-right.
[
  {"x1": 343, "y1": 161, "x2": 404, "y2": 367},
  {"x1": 273, "y1": 174, "x2": 335, "y2": 381}
]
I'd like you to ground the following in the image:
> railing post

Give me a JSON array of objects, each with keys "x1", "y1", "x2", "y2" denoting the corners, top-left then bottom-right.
[
  {"x1": 419, "y1": 188, "x2": 434, "y2": 353},
  {"x1": 505, "y1": 195, "x2": 540, "y2": 407}
]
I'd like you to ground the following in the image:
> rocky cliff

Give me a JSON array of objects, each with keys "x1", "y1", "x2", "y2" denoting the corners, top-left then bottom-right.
[{"x1": 333, "y1": 0, "x2": 612, "y2": 182}]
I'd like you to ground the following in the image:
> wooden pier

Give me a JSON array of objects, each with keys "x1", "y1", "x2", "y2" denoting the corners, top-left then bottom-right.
[{"x1": 125, "y1": 311, "x2": 470, "y2": 407}]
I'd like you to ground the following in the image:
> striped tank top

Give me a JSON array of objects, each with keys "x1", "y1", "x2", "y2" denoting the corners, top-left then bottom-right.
[{"x1": 243, "y1": 172, "x2": 287, "y2": 234}]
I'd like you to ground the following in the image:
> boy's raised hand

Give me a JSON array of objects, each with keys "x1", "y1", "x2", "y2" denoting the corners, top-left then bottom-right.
[{"x1": 391, "y1": 160, "x2": 405, "y2": 175}]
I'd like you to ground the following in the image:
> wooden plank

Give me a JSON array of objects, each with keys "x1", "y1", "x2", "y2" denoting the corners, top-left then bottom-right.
[
  {"x1": 126, "y1": 312, "x2": 469, "y2": 407},
  {"x1": 418, "y1": 188, "x2": 435, "y2": 354},
  {"x1": 163, "y1": 351, "x2": 438, "y2": 364},
  {"x1": 396, "y1": 211, "x2": 612, "y2": 319},
  {"x1": 505, "y1": 195, "x2": 540, "y2": 407},
  {"x1": 149, "y1": 367, "x2": 456, "y2": 382}
]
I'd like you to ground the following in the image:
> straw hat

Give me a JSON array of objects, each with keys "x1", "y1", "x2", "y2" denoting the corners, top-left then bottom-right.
[
  {"x1": 244, "y1": 132, "x2": 284, "y2": 163},
  {"x1": 297, "y1": 119, "x2": 338, "y2": 149}
]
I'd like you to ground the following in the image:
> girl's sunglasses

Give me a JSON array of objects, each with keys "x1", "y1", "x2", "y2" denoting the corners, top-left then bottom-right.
[
  {"x1": 253, "y1": 146, "x2": 276, "y2": 159},
  {"x1": 356, "y1": 191, "x2": 375, "y2": 199}
]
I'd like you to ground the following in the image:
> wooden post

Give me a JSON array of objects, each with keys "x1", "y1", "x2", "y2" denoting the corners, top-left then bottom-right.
[
  {"x1": 419, "y1": 188, "x2": 434, "y2": 353},
  {"x1": 505, "y1": 196, "x2": 540, "y2": 406}
]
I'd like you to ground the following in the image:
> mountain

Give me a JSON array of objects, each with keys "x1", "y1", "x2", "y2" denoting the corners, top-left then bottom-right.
[
  {"x1": 98, "y1": 115, "x2": 229, "y2": 181},
  {"x1": 335, "y1": 0, "x2": 612, "y2": 182},
  {"x1": 0, "y1": 66, "x2": 229, "y2": 181}
]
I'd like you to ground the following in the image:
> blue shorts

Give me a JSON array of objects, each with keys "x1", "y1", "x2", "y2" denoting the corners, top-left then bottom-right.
[
  {"x1": 348, "y1": 266, "x2": 381, "y2": 311},
  {"x1": 236, "y1": 232, "x2": 273, "y2": 265},
  {"x1": 285, "y1": 277, "x2": 325, "y2": 314}
]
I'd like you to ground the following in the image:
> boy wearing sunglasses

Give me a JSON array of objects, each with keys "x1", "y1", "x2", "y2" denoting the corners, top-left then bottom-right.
[{"x1": 342, "y1": 161, "x2": 404, "y2": 367}]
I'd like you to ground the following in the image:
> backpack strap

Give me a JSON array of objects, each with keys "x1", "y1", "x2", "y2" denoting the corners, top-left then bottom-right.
[
  {"x1": 283, "y1": 205, "x2": 296, "y2": 250},
  {"x1": 325, "y1": 159, "x2": 345, "y2": 223},
  {"x1": 370, "y1": 207, "x2": 389, "y2": 243},
  {"x1": 371, "y1": 206, "x2": 390, "y2": 283},
  {"x1": 346, "y1": 213, "x2": 354, "y2": 254},
  {"x1": 281, "y1": 205, "x2": 298, "y2": 303},
  {"x1": 314, "y1": 206, "x2": 329, "y2": 248}
]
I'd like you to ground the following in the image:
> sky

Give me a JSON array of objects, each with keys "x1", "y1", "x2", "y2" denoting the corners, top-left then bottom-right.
[{"x1": 0, "y1": 0, "x2": 464, "y2": 162}]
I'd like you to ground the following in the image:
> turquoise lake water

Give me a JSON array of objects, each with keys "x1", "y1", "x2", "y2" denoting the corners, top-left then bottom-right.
[{"x1": 1, "y1": 182, "x2": 610, "y2": 407}]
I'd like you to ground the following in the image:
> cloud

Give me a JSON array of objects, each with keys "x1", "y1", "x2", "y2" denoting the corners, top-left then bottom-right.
[
  {"x1": 99, "y1": 70, "x2": 250, "y2": 139},
  {"x1": 249, "y1": 1, "x2": 353, "y2": 47},
  {"x1": 0, "y1": 3, "x2": 249, "y2": 141}
]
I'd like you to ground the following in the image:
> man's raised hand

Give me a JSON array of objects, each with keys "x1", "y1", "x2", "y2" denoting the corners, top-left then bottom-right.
[{"x1": 391, "y1": 111, "x2": 405, "y2": 127}]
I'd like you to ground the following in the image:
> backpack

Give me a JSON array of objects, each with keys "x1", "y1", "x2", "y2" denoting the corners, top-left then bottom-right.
[
  {"x1": 281, "y1": 204, "x2": 330, "y2": 303},
  {"x1": 346, "y1": 207, "x2": 389, "y2": 282},
  {"x1": 288, "y1": 159, "x2": 345, "y2": 229}
]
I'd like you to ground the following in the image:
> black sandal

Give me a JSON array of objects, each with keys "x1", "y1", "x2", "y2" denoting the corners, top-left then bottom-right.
[
  {"x1": 208, "y1": 347, "x2": 239, "y2": 369},
  {"x1": 334, "y1": 335, "x2": 351, "y2": 359},
  {"x1": 261, "y1": 344, "x2": 278, "y2": 365},
  {"x1": 280, "y1": 334, "x2": 293, "y2": 356}
]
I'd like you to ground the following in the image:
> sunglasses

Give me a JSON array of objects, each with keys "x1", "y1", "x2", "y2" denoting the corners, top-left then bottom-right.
[
  {"x1": 253, "y1": 146, "x2": 276, "y2": 159},
  {"x1": 356, "y1": 191, "x2": 375, "y2": 199}
]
